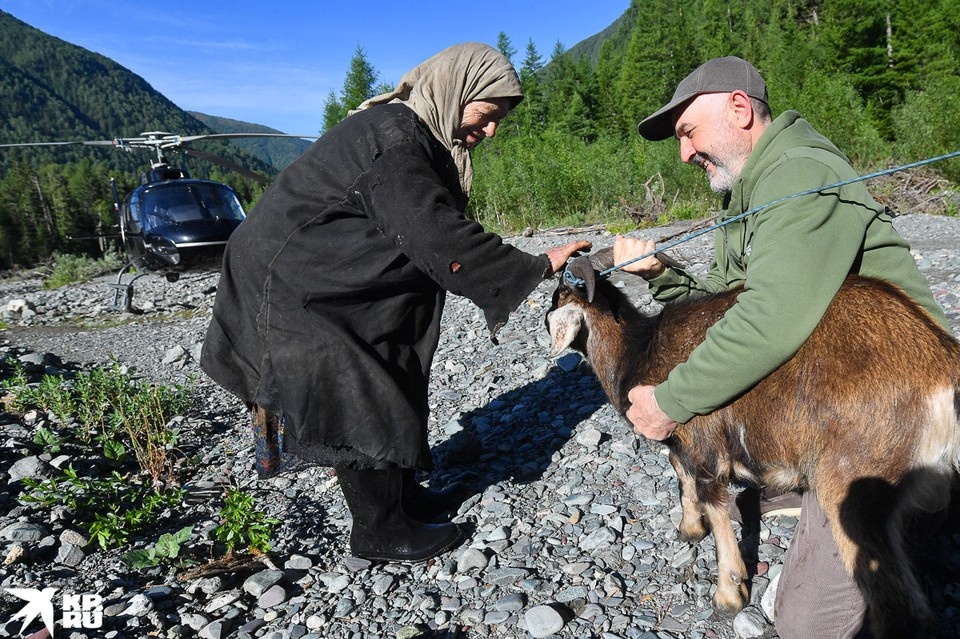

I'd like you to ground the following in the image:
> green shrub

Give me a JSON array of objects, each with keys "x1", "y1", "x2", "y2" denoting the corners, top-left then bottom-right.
[
  {"x1": 213, "y1": 488, "x2": 280, "y2": 556},
  {"x1": 789, "y1": 70, "x2": 888, "y2": 167},
  {"x1": 5, "y1": 362, "x2": 193, "y2": 484},
  {"x1": 21, "y1": 465, "x2": 184, "y2": 549},
  {"x1": 470, "y1": 128, "x2": 717, "y2": 233},
  {"x1": 42, "y1": 251, "x2": 126, "y2": 289},
  {"x1": 893, "y1": 78, "x2": 960, "y2": 183},
  {"x1": 122, "y1": 526, "x2": 195, "y2": 569}
]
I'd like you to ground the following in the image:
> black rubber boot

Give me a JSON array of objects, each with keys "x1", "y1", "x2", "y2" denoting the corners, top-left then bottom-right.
[
  {"x1": 401, "y1": 469, "x2": 471, "y2": 522},
  {"x1": 335, "y1": 465, "x2": 463, "y2": 563}
]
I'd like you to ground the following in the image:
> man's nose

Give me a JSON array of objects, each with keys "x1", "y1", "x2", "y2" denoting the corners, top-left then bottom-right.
[
  {"x1": 483, "y1": 121, "x2": 498, "y2": 138},
  {"x1": 679, "y1": 136, "x2": 696, "y2": 163}
]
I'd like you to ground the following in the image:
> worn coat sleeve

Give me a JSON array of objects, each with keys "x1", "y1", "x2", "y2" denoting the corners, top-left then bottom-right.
[
  {"x1": 353, "y1": 138, "x2": 549, "y2": 337},
  {"x1": 654, "y1": 158, "x2": 870, "y2": 423}
]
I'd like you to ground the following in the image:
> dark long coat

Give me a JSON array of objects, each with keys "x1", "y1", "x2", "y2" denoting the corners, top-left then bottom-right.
[{"x1": 200, "y1": 104, "x2": 549, "y2": 469}]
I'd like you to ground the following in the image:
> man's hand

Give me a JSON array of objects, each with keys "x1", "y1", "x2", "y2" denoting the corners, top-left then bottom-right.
[
  {"x1": 613, "y1": 234, "x2": 666, "y2": 279},
  {"x1": 625, "y1": 385, "x2": 677, "y2": 441},
  {"x1": 544, "y1": 240, "x2": 593, "y2": 276}
]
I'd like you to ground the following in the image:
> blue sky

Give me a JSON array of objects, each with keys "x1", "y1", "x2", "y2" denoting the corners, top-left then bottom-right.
[{"x1": 2, "y1": 1, "x2": 630, "y2": 136}]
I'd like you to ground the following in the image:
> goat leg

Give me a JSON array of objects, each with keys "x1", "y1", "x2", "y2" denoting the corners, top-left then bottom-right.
[
  {"x1": 702, "y1": 498, "x2": 749, "y2": 614},
  {"x1": 670, "y1": 452, "x2": 708, "y2": 542}
]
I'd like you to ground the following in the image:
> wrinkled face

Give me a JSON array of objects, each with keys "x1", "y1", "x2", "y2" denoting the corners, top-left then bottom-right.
[
  {"x1": 454, "y1": 98, "x2": 514, "y2": 149},
  {"x1": 673, "y1": 93, "x2": 752, "y2": 194}
]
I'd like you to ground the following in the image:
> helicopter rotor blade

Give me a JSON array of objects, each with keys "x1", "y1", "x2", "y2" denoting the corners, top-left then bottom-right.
[
  {"x1": 181, "y1": 147, "x2": 270, "y2": 184},
  {"x1": 2, "y1": 132, "x2": 319, "y2": 180},
  {"x1": 130, "y1": 132, "x2": 317, "y2": 149},
  {"x1": 1, "y1": 132, "x2": 317, "y2": 152},
  {"x1": 174, "y1": 132, "x2": 318, "y2": 145},
  {"x1": 0, "y1": 139, "x2": 120, "y2": 149}
]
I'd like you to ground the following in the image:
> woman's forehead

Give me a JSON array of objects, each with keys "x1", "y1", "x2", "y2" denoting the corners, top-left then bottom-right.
[{"x1": 470, "y1": 97, "x2": 515, "y2": 114}]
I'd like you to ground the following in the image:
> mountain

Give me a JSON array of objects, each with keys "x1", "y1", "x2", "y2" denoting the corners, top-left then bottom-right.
[
  {"x1": 0, "y1": 10, "x2": 277, "y2": 179},
  {"x1": 565, "y1": 4, "x2": 635, "y2": 63},
  {"x1": 188, "y1": 113, "x2": 315, "y2": 172}
]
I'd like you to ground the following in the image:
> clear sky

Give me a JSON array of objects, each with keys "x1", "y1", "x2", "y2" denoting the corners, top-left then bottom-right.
[{"x1": 1, "y1": 0, "x2": 630, "y2": 136}]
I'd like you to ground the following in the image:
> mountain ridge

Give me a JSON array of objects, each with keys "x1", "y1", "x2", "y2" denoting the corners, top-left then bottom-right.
[
  {"x1": 187, "y1": 112, "x2": 315, "y2": 172},
  {"x1": 0, "y1": 9, "x2": 281, "y2": 176}
]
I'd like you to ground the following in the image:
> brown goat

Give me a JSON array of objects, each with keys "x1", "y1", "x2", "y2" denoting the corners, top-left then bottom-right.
[{"x1": 546, "y1": 249, "x2": 960, "y2": 639}]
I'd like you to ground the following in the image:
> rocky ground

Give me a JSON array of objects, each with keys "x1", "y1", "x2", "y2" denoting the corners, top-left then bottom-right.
[{"x1": 1, "y1": 213, "x2": 959, "y2": 639}]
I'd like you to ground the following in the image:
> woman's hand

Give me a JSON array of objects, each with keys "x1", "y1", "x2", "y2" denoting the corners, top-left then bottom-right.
[
  {"x1": 544, "y1": 240, "x2": 593, "y2": 276},
  {"x1": 613, "y1": 234, "x2": 666, "y2": 279}
]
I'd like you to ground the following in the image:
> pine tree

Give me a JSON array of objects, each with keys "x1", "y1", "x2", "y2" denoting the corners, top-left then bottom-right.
[
  {"x1": 511, "y1": 39, "x2": 546, "y2": 134},
  {"x1": 610, "y1": 0, "x2": 702, "y2": 137},
  {"x1": 818, "y1": 0, "x2": 898, "y2": 135},
  {"x1": 496, "y1": 32, "x2": 517, "y2": 63},
  {"x1": 321, "y1": 46, "x2": 381, "y2": 132},
  {"x1": 321, "y1": 90, "x2": 345, "y2": 134}
]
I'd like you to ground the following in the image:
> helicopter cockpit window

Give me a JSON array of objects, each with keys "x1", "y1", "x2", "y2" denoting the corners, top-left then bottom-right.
[
  {"x1": 140, "y1": 183, "x2": 245, "y2": 228},
  {"x1": 142, "y1": 187, "x2": 197, "y2": 226},
  {"x1": 196, "y1": 184, "x2": 246, "y2": 222}
]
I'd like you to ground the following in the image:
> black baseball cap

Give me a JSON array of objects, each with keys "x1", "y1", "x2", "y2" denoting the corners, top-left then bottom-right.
[{"x1": 637, "y1": 56, "x2": 768, "y2": 141}]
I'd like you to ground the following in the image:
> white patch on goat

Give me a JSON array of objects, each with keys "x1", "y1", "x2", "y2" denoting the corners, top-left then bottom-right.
[
  {"x1": 731, "y1": 463, "x2": 759, "y2": 485},
  {"x1": 914, "y1": 386, "x2": 960, "y2": 471},
  {"x1": 762, "y1": 468, "x2": 805, "y2": 492}
]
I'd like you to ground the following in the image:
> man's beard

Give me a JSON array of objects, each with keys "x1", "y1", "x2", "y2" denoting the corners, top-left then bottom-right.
[
  {"x1": 693, "y1": 152, "x2": 739, "y2": 193},
  {"x1": 693, "y1": 118, "x2": 751, "y2": 194}
]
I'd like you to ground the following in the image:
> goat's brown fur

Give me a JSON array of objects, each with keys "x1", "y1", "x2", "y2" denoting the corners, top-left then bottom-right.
[{"x1": 547, "y1": 254, "x2": 960, "y2": 639}]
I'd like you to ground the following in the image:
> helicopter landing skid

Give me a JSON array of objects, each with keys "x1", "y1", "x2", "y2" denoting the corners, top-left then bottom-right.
[{"x1": 109, "y1": 263, "x2": 147, "y2": 313}]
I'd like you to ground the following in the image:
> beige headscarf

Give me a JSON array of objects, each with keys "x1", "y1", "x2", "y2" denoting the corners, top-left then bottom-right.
[{"x1": 351, "y1": 42, "x2": 522, "y2": 194}]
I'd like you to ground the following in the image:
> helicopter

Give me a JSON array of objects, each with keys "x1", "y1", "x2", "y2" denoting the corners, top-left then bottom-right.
[{"x1": 1, "y1": 131, "x2": 317, "y2": 311}]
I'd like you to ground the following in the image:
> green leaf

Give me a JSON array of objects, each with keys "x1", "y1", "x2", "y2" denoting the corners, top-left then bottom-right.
[
  {"x1": 171, "y1": 526, "x2": 193, "y2": 544},
  {"x1": 102, "y1": 438, "x2": 127, "y2": 461},
  {"x1": 155, "y1": 533, "x2": 180, "y2": 558},
  {"x1": 122, "y1": 548, "x2": 159, "y2": 568}
]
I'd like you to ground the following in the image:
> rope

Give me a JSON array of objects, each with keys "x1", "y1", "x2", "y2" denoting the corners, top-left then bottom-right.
[{"x1": 563, "y1": 149, "x2": 960, "y2": 289}]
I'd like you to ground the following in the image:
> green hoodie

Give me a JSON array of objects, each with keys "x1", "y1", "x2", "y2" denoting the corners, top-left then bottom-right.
[{"x1": 648, "y1": 110, "x2": 949, "y2": 424}]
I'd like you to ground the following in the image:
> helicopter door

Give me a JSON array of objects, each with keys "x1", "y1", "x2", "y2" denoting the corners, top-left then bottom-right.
[{"x1": 120, "y1": 192, "x2": 148, "y2": 267}]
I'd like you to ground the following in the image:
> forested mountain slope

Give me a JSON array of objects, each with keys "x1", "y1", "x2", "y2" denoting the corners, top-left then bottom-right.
[{"x1": 188, "y1": 113, "x2": 314, "y2": 173}]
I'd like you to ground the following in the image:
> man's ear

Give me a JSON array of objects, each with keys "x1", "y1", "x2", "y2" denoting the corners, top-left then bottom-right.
[{"x1": 727, "y1": 90, "x2": 754, "y2": 129}]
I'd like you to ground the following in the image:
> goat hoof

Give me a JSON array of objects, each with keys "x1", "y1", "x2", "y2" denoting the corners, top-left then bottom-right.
[
  {"x1": 678, "y1": 517, "x2": 707, "y2": 543},
  {"x1": 712, "y1": 581, "x2": 748, "y2": 616},
  {"x1": 678, "y1": 527, "x2": 707, "y2": 544}
]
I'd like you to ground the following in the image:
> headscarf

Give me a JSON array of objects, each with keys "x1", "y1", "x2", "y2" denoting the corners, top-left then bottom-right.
[{"x1": 351, "y1": 42, "x2": 523, "y2": 194}]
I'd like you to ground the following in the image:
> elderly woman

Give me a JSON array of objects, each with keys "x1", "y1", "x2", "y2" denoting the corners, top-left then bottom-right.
[{"x1": 200, "y1": 43, "x2": 589, "y2": 563}]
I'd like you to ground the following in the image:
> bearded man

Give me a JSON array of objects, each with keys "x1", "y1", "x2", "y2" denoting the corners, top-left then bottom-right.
[{"x1": 613, "y1": 56, "x2": 949, "y2": 639}]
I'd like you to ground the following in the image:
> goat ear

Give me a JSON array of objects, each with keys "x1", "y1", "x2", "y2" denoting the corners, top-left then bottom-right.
[
  {"x1": 566, "y1": 255, "x2": 598, "y2": 303},
  {"x1": 547, "y1": 306, "x2": 583, "y2": 357}
]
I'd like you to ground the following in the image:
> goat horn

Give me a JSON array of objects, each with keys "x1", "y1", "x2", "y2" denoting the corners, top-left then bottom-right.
[
  {"x1": 566, "y1": 255, "x2": 598, "y2": 303},
  {"x1": 589, "y1": 246, "x2": 616, "y2": 271}
]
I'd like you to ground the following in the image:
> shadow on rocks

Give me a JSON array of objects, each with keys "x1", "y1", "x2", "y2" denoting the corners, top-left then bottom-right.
[{"x1": 427, "y1": 360, "x2": 607, "y2": 503}]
